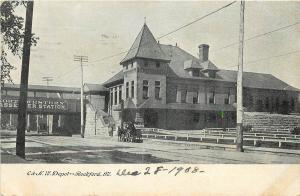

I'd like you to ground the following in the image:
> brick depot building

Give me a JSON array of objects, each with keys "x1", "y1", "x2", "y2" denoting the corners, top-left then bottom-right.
[
  {"x1": 1, "y1": 24, "x2": 299, "y2": 133},
  {"x1": 103, "y1": 24, "x2": 300, "y2": 130}
]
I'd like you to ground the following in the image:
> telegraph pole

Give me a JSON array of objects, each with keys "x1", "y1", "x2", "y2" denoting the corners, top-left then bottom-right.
[
  {"x1": 74, "y1": 55, "x2": 88, "y2": 138},
  {"x1": 236, "y1": 0, "x2": 245, "y2": 152},
  {"x1": 0, "y1": 33, "x2": 3, "y2": 129},
  {"x1": 42, "y1": 76, "x2": 53, "y2": 87},
  {"x1": 16, "y1": 1, "x2": 34, "y2": 158},
  {"x1": 42, "y1": 76, "x2": 53, "y2": 134}
]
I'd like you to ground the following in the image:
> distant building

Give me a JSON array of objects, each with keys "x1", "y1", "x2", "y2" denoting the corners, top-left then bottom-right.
[
  {"x1": 103, "y1": 24, "x2": 300, "y2": 130},
  {"x1": 0, "y1": 83, "x2": 108, "y2": 134}
]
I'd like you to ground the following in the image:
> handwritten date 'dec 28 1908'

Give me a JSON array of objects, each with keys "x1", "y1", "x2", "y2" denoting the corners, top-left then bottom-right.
[{"x1": 116, "y1": 166, "x2": 204, "y2": 176}]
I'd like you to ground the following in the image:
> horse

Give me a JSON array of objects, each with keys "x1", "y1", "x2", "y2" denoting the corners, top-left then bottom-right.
[
  {"x1": 117, "y1": 126, "x2": 126, "y2": 142},
  {"x1": 127, "y1": 121, "x2": 141, "y2": 142}
]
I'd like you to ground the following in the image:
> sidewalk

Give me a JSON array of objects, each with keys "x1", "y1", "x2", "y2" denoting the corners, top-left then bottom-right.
[
  {"x1": 75, "y1": 134, "x2": 300, "y2": 155},
  {"x1": 145, "y1": 138, "x2": 300, "y2": 155},
  {"x1": 78, "y1": 134, "x2": 300, "y2": 155},
  {"x1": 1, "y1": 153, "x2": 28, "y2": 163}
]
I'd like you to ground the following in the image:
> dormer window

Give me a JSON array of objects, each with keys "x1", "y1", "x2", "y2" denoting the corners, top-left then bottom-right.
[
  {"x1": 192, "y1": 70, "x2": 200, "y2": 77},
  {"x1": 208, "y1": 71, "x2": 216, "y2": 78},
  {"x1": 156, "y1": 61, "x2": 160, "y2": 68}
]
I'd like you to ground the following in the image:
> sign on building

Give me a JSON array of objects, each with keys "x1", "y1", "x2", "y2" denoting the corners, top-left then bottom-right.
[{"x1": 0, "y1": 97, "x2": 68, "y2": 112}]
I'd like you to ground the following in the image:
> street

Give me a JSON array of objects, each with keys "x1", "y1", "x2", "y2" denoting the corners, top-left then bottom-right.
[{"x1": 1, "y1": 131, "x2": 300, "y2": 164}]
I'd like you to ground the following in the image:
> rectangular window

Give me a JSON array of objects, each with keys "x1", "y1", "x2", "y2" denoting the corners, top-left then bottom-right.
[
  {"x1": 156, "y1": 61, "x2": 160, "y2": 68},
  {"x1": 126, "y1": 82, "x2": 129, "y2": 99},
  {"x1": 224, "y1": 97, "x2": 229, "y2": 104},
  {"x1": 144, "y1": 61, "x2": 148, "y2": 67},
  {"x1": 249, "y1": 95, "x2": 253, "y2": 107},
  {"x1": 224, "y1": 88, "x2": 230, "y2": 104},
  {"x1": 131, "y1": 81, "x2": 134, "y2": 98},
  {"x1": 119, "y1": 86, "x2": 122, "y2": 103},
  {"x1": 291, "y1": 98, "x2": 295, "y2": 111},
  {"x1": 114, "y1": 87, "x2": 117, "y2": 105},
  {"x1": 208, "y1": 88, "x2": 215, "y2": 104},
  {"x1": 176, "y1": 88, "x2": 181, "y2": 103},
  {"x1": 265, "y1": 97, "x2": 269, "y2": 110},
  {"x1": 275, "y1": 97, "x2": 280, "y2": 111},
  {"x1": 181, "y1": 90, "x2": 187, "y2": 103},
  {"x1": 208, "y1": 113, "x2": 216, "y2": 121},
  {"x1": 193, "y1": 113, "x2": 200, "y2": 123},
  {"x1": 155, "y1": 81, "x2": 160, "y2": 99},
  {"x1": 143, "y1": 80, "x2": 149, "y2": 99},
  {"x1": 192, "y1": 92, "x2": 198, "y2": 104}
]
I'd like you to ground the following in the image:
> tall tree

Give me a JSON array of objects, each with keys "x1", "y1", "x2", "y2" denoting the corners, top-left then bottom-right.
[{"x1": 1, "y1": 1, "x2": 38, "y2": 85}]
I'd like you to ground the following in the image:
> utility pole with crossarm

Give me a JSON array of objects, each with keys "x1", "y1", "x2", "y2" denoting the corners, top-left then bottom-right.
[
  {"x1": 236, "y1": 0, "x2": 245, "y2": 152},
  {"x1": 74, "y1": 55, "x2": 88, "y2": 138}
]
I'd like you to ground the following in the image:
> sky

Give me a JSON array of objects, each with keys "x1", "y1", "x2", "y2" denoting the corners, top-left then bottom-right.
[{"x1": 7, "y1": 1, "x2": 300, "y2": 89}]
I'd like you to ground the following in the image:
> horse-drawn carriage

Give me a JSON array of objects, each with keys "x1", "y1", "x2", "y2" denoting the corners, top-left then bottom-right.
[{"x1": 117, "y1": 122, "x2": 143, "y2": 143}]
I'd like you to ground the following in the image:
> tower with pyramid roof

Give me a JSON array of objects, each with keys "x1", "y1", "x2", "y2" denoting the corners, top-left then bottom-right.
[{"x1": 119, "y1": 23, "x2": 171, "y2": 126}]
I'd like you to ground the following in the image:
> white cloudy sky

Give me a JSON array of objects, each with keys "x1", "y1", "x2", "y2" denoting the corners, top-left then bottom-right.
[{"x1": 7, "y1": 1, "x2": 300, "y2": 88}]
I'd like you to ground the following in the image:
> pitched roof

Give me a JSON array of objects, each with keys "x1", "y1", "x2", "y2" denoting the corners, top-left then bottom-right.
[
  {"x1": 103, "y1": 70, "x2": 124, "y2": 87},
  {"x1": 217, "y1": 70, "x2": 300, "y2": 91},
  {"x1": 104, "y1": 39, "x2": 299, "y2": 92},
  {"x1": 120, "y1": 24, "x2": 170, "y2": 64},
  {"x1": 159, "y1": 44, "x2": 207, "y2": 78},
  {"x1": 84, "y1": 83, "x2": 108, "y2": 92},
  {"x1": 183, "y1": 59, "x2": 203, "y2": 70},
  {"x1": 3, "y1": 83, "x2": 80, "y2": 93}
]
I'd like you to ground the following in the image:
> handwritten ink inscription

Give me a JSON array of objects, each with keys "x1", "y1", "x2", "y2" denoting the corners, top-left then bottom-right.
[
  {"x1": 117, "y1": 166, "x2": 204, "y2": 176},
  {"x1": 27, "y1": 166, "x2": 204, "y2": 178}
]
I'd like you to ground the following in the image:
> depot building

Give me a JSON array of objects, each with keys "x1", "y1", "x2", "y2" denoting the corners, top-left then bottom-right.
[
  {"x1": 102, "y1": 24, "x2": 300, "y2": 130},
  {"x1": 1, "y1": 24, "x2": 299, "y2": 134}
]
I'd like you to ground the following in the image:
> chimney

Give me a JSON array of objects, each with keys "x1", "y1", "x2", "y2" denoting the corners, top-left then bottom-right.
[{"x1": 198, "y1": 44, "x2": 209, "y2": 62}]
